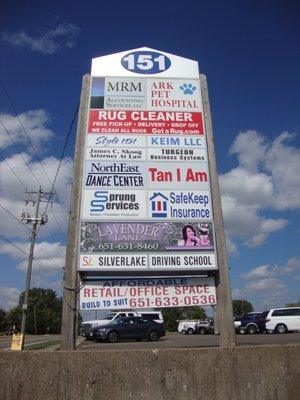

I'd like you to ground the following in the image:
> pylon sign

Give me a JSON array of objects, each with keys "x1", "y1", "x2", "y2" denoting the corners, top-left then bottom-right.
[{"x1": 78, "y1": 47, "x2": 218, "y2": 276}]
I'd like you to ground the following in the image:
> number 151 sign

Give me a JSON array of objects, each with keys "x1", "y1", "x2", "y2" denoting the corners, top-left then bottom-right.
[{"x1": 121, "y1": 50, "x2": 171, "y2": 74}]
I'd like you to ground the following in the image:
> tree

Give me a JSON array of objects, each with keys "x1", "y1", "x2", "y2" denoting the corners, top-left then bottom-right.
[
  {"x1": 161, "y1": 307, "x2": 207, "y2": 332},
  {"x1": 0, "y1": 308, "x2": 7, "y2": 332},
  {"x1": 18, "y1": 288, "x2": 62, "y2": 334},
  {"x1": 232, "y1": 300, "x2": 254, "y2": 316},
  {"x1": 6, "y1": 306, "x2": 22, "y2": 331},
  {"x1": 285, "y1": 302, "x2": 300, "y2": 307}
]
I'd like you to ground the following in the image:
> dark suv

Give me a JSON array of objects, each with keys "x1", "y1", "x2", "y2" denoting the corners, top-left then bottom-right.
[
  {"x1": 239, "y1": 312, "x2": 268, "y2": 334},
  {"x1": 88, "y1": 316, "x2": 166, "y2": 343}
]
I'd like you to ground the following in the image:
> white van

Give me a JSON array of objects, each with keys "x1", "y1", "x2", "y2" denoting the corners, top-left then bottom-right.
[
  {"x1": 265, "y1": 307, "x2": 300, "y2": 333},
  {"x1": 80, "y1": 310, "x2": 163, "y2": 337}
]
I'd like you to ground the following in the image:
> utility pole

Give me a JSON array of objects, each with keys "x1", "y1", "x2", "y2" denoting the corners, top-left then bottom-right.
[
  {"x1": 20, "y1": 186, "x2": 51, "y2": 350},
  {"x1": 200, "y1": 75, "x2": 236, "y2": 348},
  {"x1": 61, "y1": 74, "x2": 90, "y2": 350}
]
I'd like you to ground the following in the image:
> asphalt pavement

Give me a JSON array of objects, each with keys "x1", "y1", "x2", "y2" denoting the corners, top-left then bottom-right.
[
  {"x1": 1, "y1": 332, "x2": 299, "y2": 351},
  {"x1": 77, "y1": 332, "x2": 300, "y2": 351},
  {"x1": 0, "y1": 334, "x2": 60, "y2": 350}
]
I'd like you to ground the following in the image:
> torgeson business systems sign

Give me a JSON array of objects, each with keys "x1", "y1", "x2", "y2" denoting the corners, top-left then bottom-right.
[{"x1": 78, "y1": 47, "x2": 218, "y2": 309}]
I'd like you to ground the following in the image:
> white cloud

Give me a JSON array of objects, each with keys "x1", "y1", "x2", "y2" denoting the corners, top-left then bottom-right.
[
  {"x1": 0, "y1": 240, "x2": 65, "y2": 275},
  {"x1": 241, "y1": 264, "x2": 275, "y2": 280},
  {"x1": 1, "y1": 23, "x2": 80, "y2": 54},
  {"x1": 265, "y1": 132, "x2": 300, "y2": 210},
  {"x1": 221, "y1": 168, "x2": 273, "y2": 207},
  {"x1": 0, "y1": 152, "x2": 73, "y2": 238},
  {"x1": 229, "y1": 130, "x2": 267, "y2": 173},
  {"x1": 221, "y1": 194, "x2": 287, "y2": 247},
  {"x1": 220, "y1": 130, "x2": 300, "y2": 249},
  {"x1": 245, "y1": 278, "x2": 285, "y2": 291},
  {"x1": 0, "y1": 285, "x2": 20, "y2": 310},
  {"x1": 231, "y1": 288, "x2": 242, "y2": 299},
  {"x1": 0, "y1": 110, "x2": 54, "y2": 150},
  {"x1": 226, "y1": 237, "x2": 238, "y2": 256},
  {"x1": 282, "y1": 257, "x2": 300, "y2": 275}
]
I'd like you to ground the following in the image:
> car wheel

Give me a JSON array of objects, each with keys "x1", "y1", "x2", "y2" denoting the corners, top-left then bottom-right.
[
  {"x1": 198, "y1": 328, "x2": 206, "y2": 335},
  {"x1": 187, "y1": 328, "x2": 194, "y2": 335},
  {"x1": 149, "y1": 331, "x2": 159, "y2": 341},
  {"x1": 247, "y1": 325, "x2": 257, "y2": 335},
  {"x1": 275, "y1": 324, "x2": 287, "y2": 334},
  {"x1": 107, "y1": 331, "x2": 118, "y2": 343}
]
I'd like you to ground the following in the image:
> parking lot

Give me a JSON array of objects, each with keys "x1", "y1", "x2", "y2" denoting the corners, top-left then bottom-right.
[{"x1": 77, "y1": 332, "x2": 300, "y2": 351}]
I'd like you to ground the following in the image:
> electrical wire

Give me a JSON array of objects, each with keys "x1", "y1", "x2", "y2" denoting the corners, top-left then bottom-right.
[
  {"x1": 0, "y1": 79, "x2": 69, "y2": 224},
  {"x1": 0, "y1": 232, "x2": 63, "y2": 292},
  {"x1": 0, "y1": 233, "x2": 29, "y2": 257},
  {"x1": 0, "y1": 117, "x2": 40, "y2": 186},
  {"x1": 0, "y1": 151, "x2": 27, "y2": 190},
  {"x1": 0, "y1": 203, "x2": 32, "y2": 232}
]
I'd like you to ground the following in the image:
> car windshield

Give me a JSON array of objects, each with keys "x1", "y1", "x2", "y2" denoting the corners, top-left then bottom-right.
[
  {"x1": 105, "y1": 313, "x2": 116, "y2": 320},
  {"x1": 106, "y1": 320, "x2": 120, "y2": 325}
]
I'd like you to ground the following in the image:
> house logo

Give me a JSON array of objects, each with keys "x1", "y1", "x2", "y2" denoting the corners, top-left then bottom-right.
[{"x1": 149, "y1": 192, "x2": 168, "y2": 218}]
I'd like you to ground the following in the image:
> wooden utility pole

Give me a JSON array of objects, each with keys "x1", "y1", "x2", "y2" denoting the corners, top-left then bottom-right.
[
  {"x1": 61, "y1": 74, "x2": 90, "y2": 350},
  {"x1": 20, "y1": 186, "x2": 50, "y2": 349},
  {"x1": 200, "y1": 74, "x2": 236, "y2": 348}
]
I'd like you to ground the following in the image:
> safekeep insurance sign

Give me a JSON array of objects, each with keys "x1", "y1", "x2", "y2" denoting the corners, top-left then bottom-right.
[{"x1": 78, "y1": 47, "x2": 218, "y2": 275}]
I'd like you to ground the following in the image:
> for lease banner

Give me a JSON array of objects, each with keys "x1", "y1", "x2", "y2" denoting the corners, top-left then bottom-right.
[{"x1": 79, "y1": 277, "x2": 216, "y2": 310}]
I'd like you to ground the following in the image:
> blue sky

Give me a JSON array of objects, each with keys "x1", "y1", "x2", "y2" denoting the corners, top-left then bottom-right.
[{"x1": 0, "y1": 0, "x2": 299, "y2": 312}]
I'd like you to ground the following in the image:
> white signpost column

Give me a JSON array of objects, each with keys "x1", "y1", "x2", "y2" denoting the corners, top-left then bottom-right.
[{"x1": 61, "y1": 47, "x2": 235, "y2": 349}]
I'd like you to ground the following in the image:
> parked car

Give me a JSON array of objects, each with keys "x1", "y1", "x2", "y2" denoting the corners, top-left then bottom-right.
[
  {"x1": 80, "y1": 310, "x2": 163, "y2": 338},
  {"x1": 265, "y1": 307, "x2": 300, "y2": 334},
  {"x1": 239, "y1": 312, "x2": 268, "y2": 334},
  {"x1": 88, "y1": 316, "x2": 166, "y2": 343},
  {"x1": 195, "y1": 320, "x2": 215, "y2": 335},
  {"x1": 234, "y1": 316, "x2": 243, "y2": 331},
  {"x1": 178, "y1": 320, "x2": 202, "y2": 335}
]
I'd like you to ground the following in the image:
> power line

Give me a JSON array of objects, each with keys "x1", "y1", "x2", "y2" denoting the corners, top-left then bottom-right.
[
  {"x1": 0, "y1": 233, "x2": 29, "y2": 257},
  {"x1": 0, "y1": 79, "x2": 68, "y2": 224},
  {"x1": 0, "y1": 202, "x2": 32, "y2": 232},
  {"x1": 0, "y1": 151, "x2": 27, "y2": 190},
  {"x1": 0, "y1": 200, "x2": 66, "y2": 264},
  {"x1": 0, "y1": 232, "x2": 62, "y2": 291},
  {"x1": 0, "y1": 117, "x2": 40, "y2": 186},
  {"x1": 32, "y1": 258, "x2": 63, "y2": 292},
  {"x1": 41, "y1": 102, "x2": 79, "y2": 220}
]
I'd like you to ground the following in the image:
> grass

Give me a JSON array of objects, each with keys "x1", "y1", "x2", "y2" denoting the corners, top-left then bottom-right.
[{"x1": 25, "y1": 339, "x2": 61, "y2": 350}]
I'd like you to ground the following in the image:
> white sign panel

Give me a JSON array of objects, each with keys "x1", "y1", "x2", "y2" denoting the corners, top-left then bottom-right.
[
  {"x1": 91, "y1": 47, "x2": 200, "y2": 78},
  {"x1": 79, "y1": 253, "x2": 217, "y2": 271},
  {"x1": 147, "y1": 190, "x2": 212, "y2": 220},
  {"x1": 86, "y1": 135, "x2": 146, "y2": 148},
  {"x1": 85, "y1": 147, "x2": 146, "y2": 161},
  {"x1": 147, "y1": 79, "x2": 201, "y2": 111},
  {"x1": 80, "y1": 277, "x2": 216, "y2": 310},
  {"x1": 147, "y1": 163, "x2": 209, "y2": 190},
  {"x1": 84, "y1": 161, "x2": 147, "y2": 189},
  {"x1": 82, "y1": 190, "x2": 147, "y2": 220}
]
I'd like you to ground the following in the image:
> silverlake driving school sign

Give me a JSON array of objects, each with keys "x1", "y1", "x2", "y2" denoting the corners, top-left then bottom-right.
[{"x1": 78, "y1": 47, "x2": 220, "y2": 311}]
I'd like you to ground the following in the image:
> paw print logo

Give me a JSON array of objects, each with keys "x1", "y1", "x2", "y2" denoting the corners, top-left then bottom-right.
[{"x1": 179, "y1": 83, "x2": 196, "y2": 95}]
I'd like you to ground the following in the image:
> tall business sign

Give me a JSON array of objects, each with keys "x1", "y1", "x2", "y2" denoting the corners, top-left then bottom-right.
[{"x1": 78, "y1": 47, "x2": 219, "y2": 310}]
